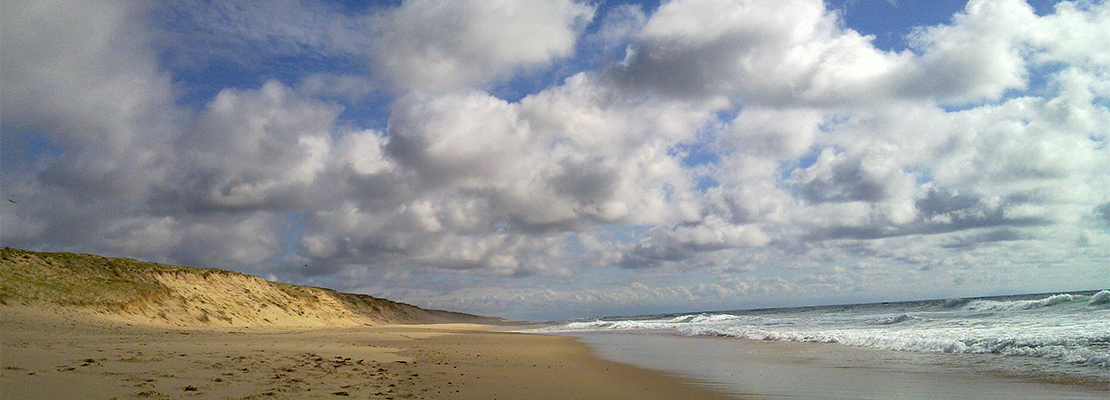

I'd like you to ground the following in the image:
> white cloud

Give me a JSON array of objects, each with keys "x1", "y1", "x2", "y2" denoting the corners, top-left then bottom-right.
[
  {"x1": 372, "y1": 0, "x2": 595, "y2": 91},
  {"x1": 157, "y1": 81, "x2": 338, "y2": 212},
  {"x1": 791, "y1": 145, "x2": 915, "y2": 205},
  {"x1": 519, "y1": 73, "x2": 712, "y2": 224},
  {"x1": 103, "y1": 217, "x2": 182, "y2": 257},
  {"x1": 724, "y1": 107, "x2": 824, "y2": 158},
  {"x1": 668, "y1": 216, "x2": 771, "y2": 249},
  {"x1": 4, "y1": 0, "x2": 1109, "y2": 319},
  {"x1": 154, "y1": 0, "x2": 596, "y2": 93},
  {"x1": 386, "y1": 91, "x2": 530, "y2": 186},
  {"x1": 2, "y1": 0, "x2": 177, "y2": 200},
  {"x1": 334, "y1": 129, "x2": 393, "y2": 176},
  {"x1": 1028, "y1": 1, "x2": 1110, "y2": 68},
  {"x1": 176, "y1": 214, "x2": 285, "y2": 267},
  {"x1": 614, "y1": 0, "x2": 913, "y2": 106},
  {"x1": 901, "y1": 0, "x2": 1038, "y2": 102},
  {"x1": 612, "y1": 0, "x2": 1103, "y2": 108}
]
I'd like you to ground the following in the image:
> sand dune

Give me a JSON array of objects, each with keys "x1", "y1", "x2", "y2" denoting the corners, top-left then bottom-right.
[
  {"x1": 0, "y1": 248, "x2": 497, "y2": 328},
  {"x1": 1, "y1": 248, "x2": 732, "y2": 399}
]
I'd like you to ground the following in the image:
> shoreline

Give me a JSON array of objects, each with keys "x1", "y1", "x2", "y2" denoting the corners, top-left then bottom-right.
[
  {"x1": 569, "y1": 332, "x2": 1110, "y2": 400},
  {"x1": 0, "y1": 306, "x2": 737, "y2": 399}
]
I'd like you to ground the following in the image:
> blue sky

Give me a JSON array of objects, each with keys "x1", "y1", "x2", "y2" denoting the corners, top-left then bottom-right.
[{"x1": 3, "y1": 0, "x2": 1108, "y2": 320}]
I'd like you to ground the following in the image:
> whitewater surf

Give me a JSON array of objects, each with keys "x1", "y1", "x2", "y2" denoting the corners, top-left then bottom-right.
[{"x1": 523, "y1": 290, "x2": 1110, "y2": 399}]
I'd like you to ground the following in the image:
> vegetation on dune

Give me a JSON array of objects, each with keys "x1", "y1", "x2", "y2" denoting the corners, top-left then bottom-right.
[
  {"x1": 0, "y1": 247, "x2": 498, "y2": 326},
  {"x1": 1, "y1": 247, "x2": 180, "y2": 307}
]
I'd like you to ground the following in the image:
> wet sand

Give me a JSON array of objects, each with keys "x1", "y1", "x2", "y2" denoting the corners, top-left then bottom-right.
[{"x1": 0, "y1": 307, "x2": 734, "y2": 399}]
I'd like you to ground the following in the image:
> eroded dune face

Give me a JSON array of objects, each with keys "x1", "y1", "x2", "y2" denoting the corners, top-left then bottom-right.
[
  {"x1": 0, "y1": 248, "x2": 493, "y2": 328},
  {"x1": 119, "y1": 271, "x2": 374, "y2": 328}
]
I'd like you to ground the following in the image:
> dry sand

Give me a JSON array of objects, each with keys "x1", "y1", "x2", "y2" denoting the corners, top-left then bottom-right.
[{"x1": 1, "y1": 306, "x2": 735, "y2": 400}]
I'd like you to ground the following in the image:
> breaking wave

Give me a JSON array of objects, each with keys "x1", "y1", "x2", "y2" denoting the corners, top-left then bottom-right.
[
  {"x1": 964, "y1": 293, "x2": 1079, "y2": 311},
  {"x1": 1089, "y1": 290, "x2": 1110, "y2": 306},
  {"x1": 942, "y1": 298, "x2": 970, "y2": 308},
  {"x1": 527, "y1": 291, "x2": 1110, "y2": 371},
  {"x1": 869, "y1": 313, "x2": 915, "y2": 325}
]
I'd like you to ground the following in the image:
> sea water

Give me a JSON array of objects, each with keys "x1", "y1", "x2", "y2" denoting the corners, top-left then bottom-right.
[{"x1": 523, "y1": 290, "x2": 1110, "y2": 399}]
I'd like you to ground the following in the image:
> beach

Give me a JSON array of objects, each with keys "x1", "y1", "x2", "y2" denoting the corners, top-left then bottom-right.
[
  {"x1": 0, "y1": 306, "x2": 732, "y2": 400},
  {"x1": 3, "y1": 251, "x2": 1105, "y2": 399}
]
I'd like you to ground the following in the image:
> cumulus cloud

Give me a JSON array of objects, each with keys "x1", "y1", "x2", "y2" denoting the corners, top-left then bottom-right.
[
  {"x1": 155, "y1": 81, "x2": 337, "y2": 212},
  {"x1": 294, "y1": 72, "x2": 716, "y2": 277},
  {"x1": 899, "y1": 0, "x2": 1037, "y2": 101},
  {"x1": 2, "y1": 0, "x2": 176, "y2": 199},
  {"x1": 1, "y1": 0, "x2": 334, "y2": 268},
  {"x1": 3, "y1": 0, "x2": 1109, "y2": 318},
  {"x1": 791, "y1": 145, "x2": 915, "y2": 205},
  {"x1": 619, "y1": 216, "x2": 770, "y2": 269},
  {"x1": 385, "y1": 92, "x2": 530, "y2": 187},
  {"x1": 2, "y1": 0, "x2": 175, "y2": 252},
  {"x1": 943, "y1": 228, "x2": 1026, "y2": 249},
  {"x1": 371, "y1": 0, "x2": 595, "y2": 91},
  {"x1": 152, "y1": 0, "x2": 595, "y2": 93},
  {"x1": 1028, "y1": 1, "x2": 1110, "y2": 68},
  {"x1": 612, "y1": 0, "x2": 913, "y2": 105},
  {"x1": 611, "y1": 0, "x2": 1105, "y2": 108},
  {"x1": 723, "y1": 107, "x2": 824, "y2": 158}
]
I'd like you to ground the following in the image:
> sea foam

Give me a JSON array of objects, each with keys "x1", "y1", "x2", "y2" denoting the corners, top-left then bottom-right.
[{"x1": 526, "y1": 291, "x2": 1110, "y2": 374}]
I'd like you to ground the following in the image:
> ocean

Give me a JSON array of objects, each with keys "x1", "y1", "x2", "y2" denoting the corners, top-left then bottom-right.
[{"x1": 522, "y1": 290, "x2": 1110, "y2": 399}]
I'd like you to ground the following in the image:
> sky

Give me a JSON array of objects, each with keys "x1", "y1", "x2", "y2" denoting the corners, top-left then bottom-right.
[{"x1": 2, "y1": 0, "x2": 1108, "y2": 320}]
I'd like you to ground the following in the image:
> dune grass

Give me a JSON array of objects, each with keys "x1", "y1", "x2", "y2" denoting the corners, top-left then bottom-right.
[
  {"x1": 0, "y1": 247, "x2": 498, "y2": 325},
  {"x1": 0, "y1": 247, "x2": 181, "y2": 307}
]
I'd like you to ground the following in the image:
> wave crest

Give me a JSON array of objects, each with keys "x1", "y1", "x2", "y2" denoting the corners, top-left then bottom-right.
[
  {"x1": 965, "y1": 293, "x2": 1078, "y2": 311},
  {"x1": 1089, "y1": 290, "x2": 1110, "y2": 306},
  {"x1": 942, "y1": 298, "x2": 969, "y2": 308},
  {"x1": 519, "y1": 292, "x2": 1110, "y2": 373},
  {"x1": 869, "y1": 314, "x2": 914, "y2": 325}
]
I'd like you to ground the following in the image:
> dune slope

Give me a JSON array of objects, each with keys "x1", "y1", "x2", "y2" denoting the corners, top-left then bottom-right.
[{"x1": 0, "y1": 247, "x2": 497, "y2": 327}]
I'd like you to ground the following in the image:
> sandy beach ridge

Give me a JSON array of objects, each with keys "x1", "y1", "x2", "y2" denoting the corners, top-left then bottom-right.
[
  {"x1": 1, "y1": 248, "x2": 735, "y2": 399},
  {"x1": 0, "y1": 247, "x2": 498, "y2": 328}
]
